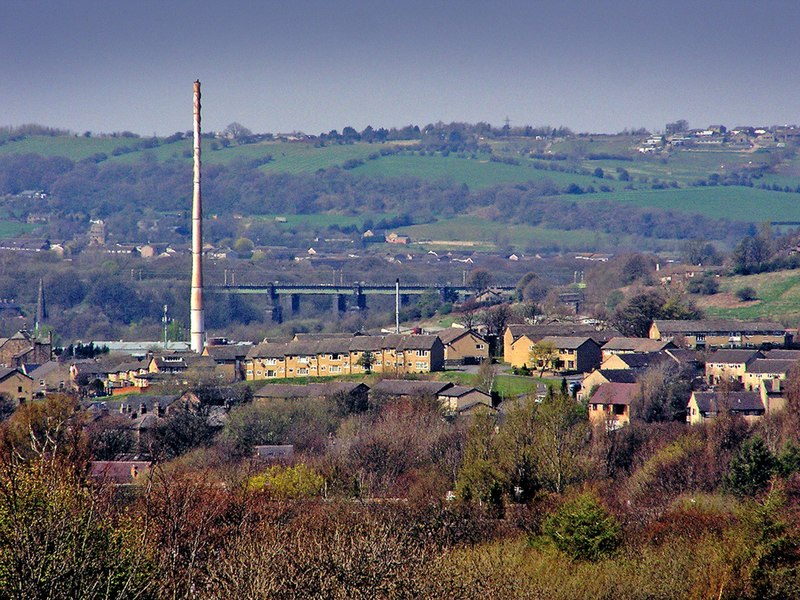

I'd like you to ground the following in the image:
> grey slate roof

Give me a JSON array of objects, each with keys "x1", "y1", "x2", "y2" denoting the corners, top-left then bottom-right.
[
  {"x1": 746, "y1": 358, "x2": 797, "y2": 375},
  {"x1": 691, "y1": 391, "x2": 764, "y2": 413},
  {"x1": 371, "y1": 379, "x2": 454, "y2": 397},
  {"x1": 705, "y1": 349, "x2": 763, "y2": 365},
  {"x1": 654, "y1": 319, "x2": 785, "y2": 335}
]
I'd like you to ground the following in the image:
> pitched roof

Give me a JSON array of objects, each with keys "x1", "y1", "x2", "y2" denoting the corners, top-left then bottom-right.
[
  {"x1": 602, "y1": 337, "x2": 674, "y2": 352},
  {"x1": 254, "y1": 381, "x2": 369, "y2": 399},
  {"x1": 653, "y1": 319, "x2": 785, "y2": 335},
  {"x1": 0, "y1": 368, "x2": 32, "y2": 382},
  {"x1": 606, "y1": 352, "x2": 672, "y2": 369},
  {"x1": 371, "y1": 379, "x2": 454, "y2": 397},
  {"x1": 764, "y1": 349, "x2": 800, "y2": 360},
  {"x1": 539, "y1": 336, "x2": 598, "y2": 350},
  {"x1": 746, "y1": 358, "x2": 797, "y2": 375},
  {"x1": 691, "y1": 391, "x2": 764, "y2": 413},
  {"x1": 591, "y1": 382, "x2": 639, "y2": 406},
  {"x1": 507, "y1": 324, "x2": 616, "y2": 344},
  {"x1": 204, "y1": 345, "x2": 250, "y2": 361},
  {"x1": 705, "y1": 349, "x2": 763, "y2": 365},
  {"x1": 594, "y1": 369, "x2": 639, "y2": 384},
  {"x1": 438, "y1": 385, "x2": 491, "y2": 399},
  {"x1": 438, "y1": 328, "x2": 486, "y2": 345}
]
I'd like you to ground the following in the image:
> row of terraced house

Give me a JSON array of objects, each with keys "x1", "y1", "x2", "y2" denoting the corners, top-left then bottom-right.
[{"x1": 244, "y1": 334, "x2": 447, "y2": 380}]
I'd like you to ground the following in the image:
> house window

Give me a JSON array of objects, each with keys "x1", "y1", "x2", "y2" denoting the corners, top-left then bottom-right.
[
  {"x1": 320, "y1": 366, "x2": 326, "y2": 371},
  {"x1": 256, "y1": 370, "x2": 262, "y2": 376},
  {"x1": 297, "y1": 368, "x2": 308, "y2": 375},
  {"x1": 330, "y1": 366, "x2": 341, "y2": 373},
  {"x1": 476, "y1": 344, "x2": 485, "y2": 350},
  {"x1": 568, "y1": 361, "x2": 575, "y2": 369},
  {"x1": 17, "y1": 386, "x2": 22, "y2": 393},
  {"x1": 266, "y1": 370, "x2": 276, "y2": 377},
  {"x1": 416, "y1": 361, "x2": 426, "y2": 370}
]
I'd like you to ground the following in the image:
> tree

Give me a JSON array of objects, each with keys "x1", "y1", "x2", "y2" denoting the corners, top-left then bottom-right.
[
  {"x1": 477, "y1": 359, "x2": 498, "y2": 395},
  {"x1": 468, "y1": 269, "x2": 492, "y2": 294},
  {"x1": 356, "y1": 350, "x2": 376, "y2": 373},
  {"x1": 542, "y1": 492, "x2": 621, "y2": 561},
  {"x1": 532, "y1": 389, "x2": 589, "y2": 493},
  {"x1": 456, "y1": 413, "x2": 505, "y2": 513},
  {"x1": 530, "y1": 340, "x2": 557, "y2": 377},
  {"x1": 611, "y1": 290, "x2": 701, "y2": 338},
  {"x1": 223, "y1": 122, "x2": 252, "y2": 139},
  {"x1": 0, "y1": 460, "x2": 151, "y2": 598},
  {"x1": 725, "y1": 437, "x2": 776, "y2": 498},
  {"x1": 479, "y1": 304, "x2": 511, "y2": 339},
  {"x1": 233, "y1": 237, "x2": 254, "y2": 258}
]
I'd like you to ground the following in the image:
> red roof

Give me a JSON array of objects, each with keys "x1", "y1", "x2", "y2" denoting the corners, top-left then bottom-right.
[{"x1": 590, "y1": 382, "x2": 639, "y2": 406}]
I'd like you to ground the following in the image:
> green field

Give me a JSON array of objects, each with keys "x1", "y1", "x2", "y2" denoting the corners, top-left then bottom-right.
[
  {"x1": 352, "y1": 153, "x2": 617, "y2": 190},
  {"x1": 0, "y1": 136, "x2": 125, "y2": 161},
  {"x1": 592, "y1": 186, "x2": 800, "y2": 222},
  {"x1": 0, "y1": 135, "x2": 398, "y2": 174},
  {"x1": 698, "y1": 270, "x2": 800, "y2": 322}
]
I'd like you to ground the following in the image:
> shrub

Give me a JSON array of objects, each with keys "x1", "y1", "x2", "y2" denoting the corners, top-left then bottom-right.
[
  {"x1": 736, "y1": 286, "x2": 759, "y2": 302},
  {"x1": 541, "y1": 492, "x2": 621, "y2": 561}
]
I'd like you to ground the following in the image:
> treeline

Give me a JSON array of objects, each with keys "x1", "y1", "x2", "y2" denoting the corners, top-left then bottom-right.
[{"x1": 0, "y1": 154, "x2": 748, "y2": 246}]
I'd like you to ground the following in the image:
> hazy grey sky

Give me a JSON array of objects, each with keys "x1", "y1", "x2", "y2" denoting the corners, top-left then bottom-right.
[{"x1": 3, "y1": 0, "x2": 799, "y2": 135}]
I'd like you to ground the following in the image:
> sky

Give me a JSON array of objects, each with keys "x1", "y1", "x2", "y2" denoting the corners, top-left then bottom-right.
[{"x1": 2, "y1": 0, "x2": 799, "y2": 136}]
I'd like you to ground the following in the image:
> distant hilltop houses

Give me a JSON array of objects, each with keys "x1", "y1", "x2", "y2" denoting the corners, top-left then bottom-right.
[{"x1": 639, "y1": 123, "x2": 800, "y2": 153}]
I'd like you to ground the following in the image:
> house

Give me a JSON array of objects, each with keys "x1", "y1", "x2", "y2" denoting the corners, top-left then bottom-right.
[
  {"x1": 253, "y1": 445, "x2": 295, "y2": 461},
  {"x1": 437, "y1": 386, "x2": 493, "y2": 416},
  {"x1": 704, "y1": 349, "x2": 763, "y2": 385},
  {"x1": 587, "y1": 382, "x2": 639, "y2": 429},
  {"x1": 742, "y1": 358, "x2": 796, "y2": 393},
  {"x1": 600, "y1": 352, "x2": 676, "y2": 372},
  {"x1": 254, "y1": 382, "x2": 369, "y2": 408},
  {"x1": 244, "y1": 334, "x2": 445, "y2": 381},
  {"x1": 503, "y1": 324, "x2": 617, "y2": 368},
  {"x1": 0, "y1": 368, "x2": 33, "y2": 404},
  {"x1": 369, "y1": 379, "x2": 454, "y2": 401},
  {"x1": 601, "y1": 337, "x2": 675, "y2": 361},
  {"x1": 25, "y1": 361, "x2": 70, "y2": 396},
  {"x1": 90, "y1": 461, "x2": 150, "y2": 485},
  {"x1": 202, "y1": 343, "x2": 251, "y2": 381},
  {"x1": 437, "y1": 328, "x2": 489, "y2": 366},
  {"x1": 580, "y1": 369, "x2": 639, "y2": 400},
  {"x1": 687, "y1": 391, "x2": 765, "y2": 425},
  {"x1": 650, "y1": 319, "x2": 788, "y2": 349},
  {"x1": 0, "y1": 330, "x2": 52, "y2": 368},
  {"x1": 530, "y1": 336, "x2": 602, "y2": 374}
]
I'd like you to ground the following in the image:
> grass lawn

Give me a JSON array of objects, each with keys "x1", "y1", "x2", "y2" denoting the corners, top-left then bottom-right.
[{"x1": 436, "y1": 371, "x2": 557, "y2": 398}]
